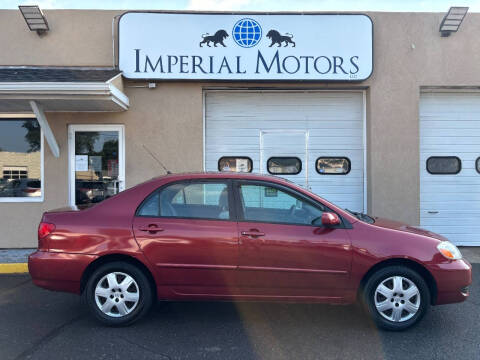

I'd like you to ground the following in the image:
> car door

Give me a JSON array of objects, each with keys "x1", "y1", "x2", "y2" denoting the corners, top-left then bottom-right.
[
  {"x1": 234, "y1": 180, "x2": 352, "y2": 300},
  {"x1": 132, "y1": 179, "x2": 238, "y2": 296}
]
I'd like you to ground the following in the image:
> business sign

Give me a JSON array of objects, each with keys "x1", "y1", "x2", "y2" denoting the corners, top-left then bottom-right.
[{"x1": 118, "y1": 12, "x2": 373, "y2": 81}]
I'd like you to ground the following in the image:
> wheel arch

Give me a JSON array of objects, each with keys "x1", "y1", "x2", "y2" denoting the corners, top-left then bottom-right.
[
  {"x1": 80, "y1": 253, "x2": 157, "y2": 300},
  {"x1": 358, "y1": 258, "x2": 438, "y2": 305}
]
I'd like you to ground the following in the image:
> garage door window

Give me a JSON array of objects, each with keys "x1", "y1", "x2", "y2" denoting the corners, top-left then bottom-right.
[
  {"x1": 218, "y1": 157, "x2": 252, "y2": 173},
  {"x1": 267, "y1": 157, "x2": 302, "y2": 175},
  {"x1": 426, "y1": 156, "x2": 461, "y2": 175},
  {"x1": 316, "y1": 157, "x2": 351, "y2": 175}
]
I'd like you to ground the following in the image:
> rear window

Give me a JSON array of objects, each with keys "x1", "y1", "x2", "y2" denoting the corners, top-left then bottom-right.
[
  {"x1": 426, "y1": 156, "x2": 461, "y2": 175},
  {"x1": 316, "y1": 157, "x2": 351, "y2": 175},
  {"x1": 267, "y1": 157, "x2": 302, "y2": 175},
  {"x1": 218, "y1": 157, "x2": 253, "y2": 172}
]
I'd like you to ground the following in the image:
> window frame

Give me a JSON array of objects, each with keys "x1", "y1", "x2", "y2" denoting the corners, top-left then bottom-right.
[
  {"x1": 315, "y1": 156, "x2": 351, "y2": 176},
  {"x1": 426, "y1": 156, "x2": 462, "y2": 175},
  {"x1": 135, "y1": 178, "x2": 237, "y2": 222},
  {"x1": 266, "y1": 156, "x2": 302, "y2": 175},
  {"x1": 217, "y1": 156, "x2": 253, "y2": 173},
  {"x1": 0, "y1": 116, "x2": 44, "y2": 203},
  {"x1": 232, "y1": 179, "x2": 350, "y2": 229}
]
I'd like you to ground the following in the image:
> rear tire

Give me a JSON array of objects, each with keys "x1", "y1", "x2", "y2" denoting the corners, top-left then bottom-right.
[
  {"x1": 84, "y1": 261, "x2": 153, "y2": 326},
  {"x1": 362, "y1": 265, "x2": 430, "y2": 331}
]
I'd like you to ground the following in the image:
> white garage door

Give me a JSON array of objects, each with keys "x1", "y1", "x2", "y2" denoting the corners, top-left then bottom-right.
[
  {"x1": 205, "y1": 91, "x2": 365, "y2": 212},
  {"x1": 420, "y1": 92, "x2": 480, "y2": 246}
]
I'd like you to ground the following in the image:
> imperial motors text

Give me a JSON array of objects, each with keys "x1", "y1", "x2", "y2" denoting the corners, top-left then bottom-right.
[{"x1": 134, "y1": 49, "x2": 360, "y2": 75}]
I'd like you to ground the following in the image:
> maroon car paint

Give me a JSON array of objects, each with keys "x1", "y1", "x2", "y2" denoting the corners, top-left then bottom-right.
[{"x1": 29, "y1": 172, "x2": 472, "y2": 305}]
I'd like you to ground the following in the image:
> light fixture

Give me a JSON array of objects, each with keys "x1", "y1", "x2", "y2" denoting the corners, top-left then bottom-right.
[
  {"x1": 439, "y1": 6, "x2": 468, "y2": 37},
  {"x1": 18, "y1": 5, "x2": 49, "y2": 35}
]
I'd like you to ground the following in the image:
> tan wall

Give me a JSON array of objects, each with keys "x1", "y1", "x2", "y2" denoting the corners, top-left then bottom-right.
[{"x1": 1, "y1": 10, "x2": 480, "y2": 247}]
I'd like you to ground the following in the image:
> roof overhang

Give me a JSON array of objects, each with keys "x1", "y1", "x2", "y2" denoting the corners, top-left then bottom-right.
[
  {"x1": 0, "y1": 68, "x2": 130, "y2": 158},
  {"x1": 0, "y1": 78, "x2": 129, "y2": 112}
]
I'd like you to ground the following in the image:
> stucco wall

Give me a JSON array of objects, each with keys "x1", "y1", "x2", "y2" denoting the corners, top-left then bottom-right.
[{"x1": 0, "y1": 10, "x2": 480, "y2": 247}]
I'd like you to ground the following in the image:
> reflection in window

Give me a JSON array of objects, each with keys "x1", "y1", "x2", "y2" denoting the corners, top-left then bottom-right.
[
  {"x1": 74, "y1": 131, "x2": 119, "y2": 206},
  {"x1": 0, "y1": 119, "x2": 42, "y2": 199},
  {"x1": 239, "y1": 184, "x2": 324, "y2": 225},
  {"x1": 267, "y1": 157, "x2": 302, "y2": 175},
  {"x1": 426, "y1": 156, "x2": 461, "y2": 175},
  {"x1": 218, "y1": 157, "x2": 252, "y2": 172},
  {"x1": 316, "y1": 157, "x2": 351, "y2": 175},
  {"x1": 136, "y1": 182, "x2": 231, "y2": 220}
]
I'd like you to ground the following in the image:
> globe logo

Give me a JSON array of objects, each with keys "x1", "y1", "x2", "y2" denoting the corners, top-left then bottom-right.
[{"x1": 232, "y1": 18, "x2": 262, "y2": 48}]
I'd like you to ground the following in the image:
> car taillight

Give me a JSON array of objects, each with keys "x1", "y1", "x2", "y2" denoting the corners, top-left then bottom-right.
[
  {"x1": 38, "y1": 222, "x2": 55, "y2": 239},
  {"x1": 38, "y1": 222, "x2": 55, "y2": 251}
]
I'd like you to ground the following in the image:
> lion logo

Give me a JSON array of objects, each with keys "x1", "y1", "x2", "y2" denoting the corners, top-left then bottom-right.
[
  {"x1": 199, "y1": 29, "x2": 229, "y2": 47},
  {"x1": 266, "y1": 30, "x2": 296, "y2": 47}
]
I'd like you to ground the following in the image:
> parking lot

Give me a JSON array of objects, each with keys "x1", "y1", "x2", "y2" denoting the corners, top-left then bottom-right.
[{"x1": 0, "y1": 264, "x2": 477, "y2": 360}]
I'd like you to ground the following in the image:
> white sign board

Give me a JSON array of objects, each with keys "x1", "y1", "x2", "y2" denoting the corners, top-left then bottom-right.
[
  {"x1": 75, "y1": 155, "x2": 88, "y2": 172},
  {"x1": 119, "y1": 12, "x2": 373, "y2": 81}
]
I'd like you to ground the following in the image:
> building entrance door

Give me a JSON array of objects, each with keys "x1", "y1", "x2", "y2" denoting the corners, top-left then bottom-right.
[{"x1": 68, "y1": 125, "x2": 125, "y2": 207}]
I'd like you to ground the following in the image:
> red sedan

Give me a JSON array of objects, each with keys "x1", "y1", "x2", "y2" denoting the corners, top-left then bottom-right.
[{"x1": 29, "y1": 173, "x2": 472, "y2": 330}]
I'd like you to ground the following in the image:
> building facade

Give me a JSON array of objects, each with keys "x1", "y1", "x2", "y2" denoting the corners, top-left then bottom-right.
[{"x1": 0, "y1": 9, "x2": 479, "y2": 248}]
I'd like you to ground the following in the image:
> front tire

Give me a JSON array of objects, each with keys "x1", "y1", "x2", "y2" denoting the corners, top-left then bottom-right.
[
  {"x1": 84, "y1": 261, "x2": 153, "y2": 326},
  {"x1": 362, "y1": 266, "x2": 430, "y2": 331}
]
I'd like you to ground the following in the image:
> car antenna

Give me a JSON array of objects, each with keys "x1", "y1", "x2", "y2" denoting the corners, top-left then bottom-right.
[{"x1": 142, "y1": 144, "x2": 172, "y2": 174}]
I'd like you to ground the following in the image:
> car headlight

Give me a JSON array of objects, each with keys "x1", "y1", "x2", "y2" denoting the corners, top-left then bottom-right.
[{"x1": 437, "y1": 241, "x2": 462, "y2": 260}]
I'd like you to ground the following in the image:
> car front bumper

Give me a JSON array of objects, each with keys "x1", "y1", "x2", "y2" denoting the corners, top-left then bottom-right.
[
  {"x1": 431, "y1": 258, "x2": 472, "y2": 305},
  {"x1": 28, "y1": 251, "x2": 97, "y2": 294}
]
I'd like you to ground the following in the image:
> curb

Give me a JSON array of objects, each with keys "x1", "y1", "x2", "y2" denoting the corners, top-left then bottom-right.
[{"x1": 0, "y1": 263, "x2": 28, "y2": 274}]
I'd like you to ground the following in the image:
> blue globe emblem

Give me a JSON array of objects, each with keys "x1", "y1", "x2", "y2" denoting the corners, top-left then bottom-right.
[{"x1": 232, "y1": 18, "x2": 262, "y2": 48}]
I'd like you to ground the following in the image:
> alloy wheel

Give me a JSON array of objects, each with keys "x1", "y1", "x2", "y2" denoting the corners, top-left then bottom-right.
[
  {"x1": 94, "y1": 272, "x2": 140, "y2": 318},
  {"x1": 374, "y1": 276, "x2": 421, "y2": 322}
]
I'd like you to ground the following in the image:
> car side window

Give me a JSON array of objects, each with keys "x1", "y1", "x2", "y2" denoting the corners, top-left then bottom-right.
[
  {"x1": 138, "y1": 181, "x2": 230, "y2": 220},
  {"x1": 238, "y1": 184, "x2": 325, "y2": 225}
]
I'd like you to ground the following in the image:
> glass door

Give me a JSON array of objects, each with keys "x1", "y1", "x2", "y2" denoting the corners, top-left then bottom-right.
[{"x1": 68, "y1": 125, "x2": 125, "y2": 207}]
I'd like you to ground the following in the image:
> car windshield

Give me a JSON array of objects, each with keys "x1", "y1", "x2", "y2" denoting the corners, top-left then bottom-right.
[{"x1": 345, "y1": 209, "x2": 375, "y2": 224}]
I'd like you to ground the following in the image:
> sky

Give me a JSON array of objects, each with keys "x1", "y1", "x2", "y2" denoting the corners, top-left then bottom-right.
[{"x1": 1, "y1": 0, "x2": 479, "y2": 12}]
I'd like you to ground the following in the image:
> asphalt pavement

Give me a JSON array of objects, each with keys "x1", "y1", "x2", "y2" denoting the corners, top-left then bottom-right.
[{"x1": 0, "y1": 265, "x2": 479, "y2": 360}]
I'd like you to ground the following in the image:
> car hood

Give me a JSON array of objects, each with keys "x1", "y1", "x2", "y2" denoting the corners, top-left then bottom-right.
[{"x1": 371, "y1": 217, "x2": 448, "y2": 242}]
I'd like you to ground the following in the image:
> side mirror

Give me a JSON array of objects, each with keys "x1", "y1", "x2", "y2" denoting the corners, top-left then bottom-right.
[{"x1": 321, "y1": 212, "x2": 341, "y2": 226}]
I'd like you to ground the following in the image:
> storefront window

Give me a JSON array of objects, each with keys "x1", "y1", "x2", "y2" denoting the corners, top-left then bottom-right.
[{"x1": 0, "y1": 118, "x2": 42, "y2": 200}]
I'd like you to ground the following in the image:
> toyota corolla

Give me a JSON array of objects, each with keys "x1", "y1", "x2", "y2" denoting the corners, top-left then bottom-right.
[{"x1": 29, "y1": 172, "x2": 472, "y2": 330}]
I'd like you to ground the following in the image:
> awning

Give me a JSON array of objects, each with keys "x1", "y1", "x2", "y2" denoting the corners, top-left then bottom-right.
[
  {"x1": 0, "y1": 67, "x2": 129, "y2": 112},
  {"x1": 0, "y1": 67, "x2": 130, "y2": 158}
]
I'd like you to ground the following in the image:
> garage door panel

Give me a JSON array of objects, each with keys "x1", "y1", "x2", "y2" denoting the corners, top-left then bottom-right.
[
  {"x1": 206, "y1": 91, "x2": 365, "y2": 212},
  {"x1": 420, "y1": 92, "x2": 480, "y2": 245},
  {"x1": 206, "y1": 120, "x2": 363, "y2": 130},
  {"x1": 421, "y1": 136, "x2": 480, "y2": 146}
]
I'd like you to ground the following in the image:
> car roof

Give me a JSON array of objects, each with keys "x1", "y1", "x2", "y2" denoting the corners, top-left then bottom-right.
[{"x1": 149, "y1": 171, "x2": 294, "y2": 184}]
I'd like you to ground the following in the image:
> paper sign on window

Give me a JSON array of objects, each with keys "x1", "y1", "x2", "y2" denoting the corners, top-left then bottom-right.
[{"x1": 75, "y1": 155, "x2": 88, "y2": 171}]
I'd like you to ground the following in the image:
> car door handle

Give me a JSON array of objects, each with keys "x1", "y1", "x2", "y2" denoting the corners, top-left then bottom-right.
[
  {"x1": 241, "y1": 231, "x2": 265, "y2": 237},
  {"x1": 139, "y1": 226, "x2": 164, "y2": 232}
]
